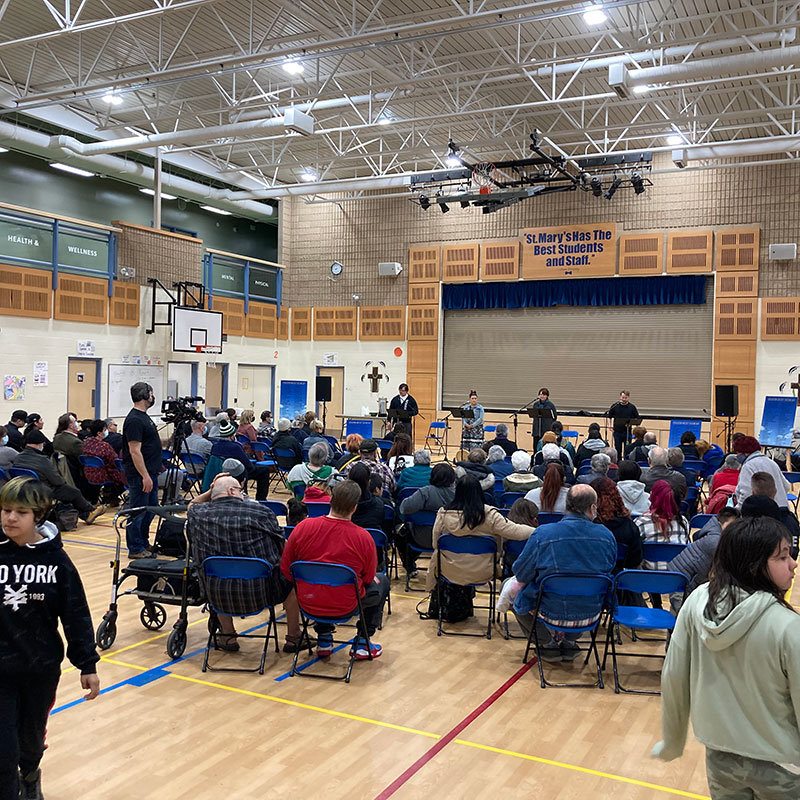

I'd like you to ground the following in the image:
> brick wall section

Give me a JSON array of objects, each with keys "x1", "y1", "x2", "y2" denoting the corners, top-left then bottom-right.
[
  {"x1": 280, "y1": 153, "x2": 800, "y2": 302},
  {"x1": 114, "y1": 221, "x2": 204, "y2": 287}
]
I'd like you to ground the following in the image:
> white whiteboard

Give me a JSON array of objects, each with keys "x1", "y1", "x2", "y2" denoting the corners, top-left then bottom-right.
[{"x1": 107, "y1": 364, "x2": 165, "y2": 418}]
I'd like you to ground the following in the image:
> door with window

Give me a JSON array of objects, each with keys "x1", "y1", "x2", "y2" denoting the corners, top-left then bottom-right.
[
  {"x1": 67, "y1": 359, "x2": 99, "y2": 419},
  {"x1": 317, "y1": 366, "x2": 344, "y2": 437}
]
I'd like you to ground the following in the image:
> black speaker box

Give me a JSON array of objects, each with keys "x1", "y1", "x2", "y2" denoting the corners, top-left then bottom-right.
[
  {"x1": 715, "y1": 384, "x2": 739, "y2": 417},
  {"x1": 315, "y1": 376, "x2": 332, "y2": 403}
]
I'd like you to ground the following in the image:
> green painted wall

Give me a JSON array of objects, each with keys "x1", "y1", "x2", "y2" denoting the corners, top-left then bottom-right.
[{"x1": 0, "y1": 149, "x2": 278, "y2": 262}]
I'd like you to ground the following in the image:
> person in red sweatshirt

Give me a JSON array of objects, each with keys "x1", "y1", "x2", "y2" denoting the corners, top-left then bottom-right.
[
  {"x1": 0, "y1": 477, "x2": 100, "y2": 800},
  {"x1": 281, "y1": 479, "x2": 388, "y2": 661}
]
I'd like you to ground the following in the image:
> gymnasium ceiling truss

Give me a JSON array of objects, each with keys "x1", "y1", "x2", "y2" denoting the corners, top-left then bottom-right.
[{"x1": 0, "y1": 0, "x2": 799, "y2": 209}]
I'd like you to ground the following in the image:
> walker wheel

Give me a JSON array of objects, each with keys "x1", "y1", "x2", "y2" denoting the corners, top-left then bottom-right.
[
  {"x1": 166, "y1": 627, "x2": 187, "y2": 660},
  {"x1": 140, "y1": 602, "x2": 167, "y2": 630},
  {"x1": 96, "y1": 618, "x2": 117, "y2": 650}
]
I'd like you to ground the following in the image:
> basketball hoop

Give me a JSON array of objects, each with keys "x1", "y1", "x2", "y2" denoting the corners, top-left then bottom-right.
[
  {"x1": 195, "y1": 345, "x2": 221, "y2": 354},
  {"x1": 471, "y1": 161, "x2": 497, "y2": 195}
]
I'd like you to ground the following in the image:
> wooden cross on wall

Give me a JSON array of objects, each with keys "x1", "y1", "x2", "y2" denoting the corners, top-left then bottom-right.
[{"x1": 368, "y1": 365, "x2": 384, "y2": 392}]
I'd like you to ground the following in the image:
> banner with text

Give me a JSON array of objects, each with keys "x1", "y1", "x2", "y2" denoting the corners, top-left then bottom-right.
[{"x1": 521, "y1": 223, "x2": 617, "y2": 279}]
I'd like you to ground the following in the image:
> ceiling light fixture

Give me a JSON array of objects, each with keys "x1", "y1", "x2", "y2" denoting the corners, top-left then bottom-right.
[
  {"x1": 282, "y1": 59, "x2": 304, "y2": 75},
  {"x1": 200, "y1": 205, "x2": 232, "y2": 215},
  {"x1": 102, "y1": 91, "x2": 123, "y2": 106},
  {"x1": 666, "y1": 134, "x2": 684, "y2": 146},
  {"x1": 632, "y1": 85, "x2": 651, "y2": 95},
  {"x1": 583, "y1": 4, "x2": 608, "y2": 25},
  {"x1": 419, "y1": 194, "x2": 431, "y2": 211},
  {"x1": 0, "y1": 147, "x2": 8, "y2": 153},
  {"x1": 631, "y1": 173, "x2": 645, "y2": 194},
  {"x1": 439, "y1": 202, "x2": 450, "y2": 214},
  {"x1": 299, "y1": 171, "x2": 317, "y2": 182},
  {"x1": 378, "y1": 117, "x2": 392, "y2": 126},
  {"x1": 604, "y1": 175, "x2": 622, "y2": 200},
  {"x1": 590, "y1": 177, "x2": 603, "y2": 197},
  {"x1": 139, "y1": 188, "x2": 177, "y2": 200},
  {"x1": 49, "y1": 162, "x2": 94, "y2": 177}
]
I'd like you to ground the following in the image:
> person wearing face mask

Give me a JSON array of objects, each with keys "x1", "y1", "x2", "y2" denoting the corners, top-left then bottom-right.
[
  {"x1": 103, "y1": 418, "x2": 123, "y2": 454},
  {"x1": 122, "y1": 382, "x2": 164, "y2": 558},
  {"x1": 81, "y1": 419, "x2": 127, "y2": 505},
  {"x1": 53, "y1": 413, "x2": 84, "y2": 459},
  {"x1": 0, "y1": 426, "x2": 17, "y2": 470},
  {"x1": 182, "y1": 418, "x2": 213, "y2": 476}
]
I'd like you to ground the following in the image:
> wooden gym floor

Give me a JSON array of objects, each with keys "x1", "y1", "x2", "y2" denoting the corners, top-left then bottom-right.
[{"x1": 43, "y1": 490, "x2": 788, "y2": 800}]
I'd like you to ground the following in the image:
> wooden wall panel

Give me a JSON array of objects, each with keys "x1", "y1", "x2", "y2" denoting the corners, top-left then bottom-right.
[
  {"x1": 441, "y1": 243, "x2": 479, "y2": 283},
  {"x1": 0, "y1": 264, "x2": 51, "y2": 319},
  {"x1": 109, "y1": 281, "x2": 139, "y2": 326},
  {"x1": 408, "y1": 305, "x2": 439, "y2": 340},
  {"x1": 245, "y1": 301, "x2": 277, "y2": 339},
  {"x1": 716, "y1": 271, "x2": 758, "y2": 297},
  {"x1": 666, "y1": 230, "x2": 713, "y2": 273},
  {"x1": 714, "y1": 297, "x2": 757, "y2": 339},
  {"x1": 291, "y1": 307, "x2": 311, "y2": 341},
  {"x1": 761, "y1": 297, "x2": 800, "y2": 340},
  {"x1": 714, "y1": 340, "x2": 757, "y2": 379},
  {"x1": 712, "y1": 419, "x2": 754, "y2": 442},
  {"x1": 359, "y1": 306, "x2": 406, "y2": 340},
  {"x1": 480, "y1": 241, "x2": 519, "y2": 281},
  {"x1": 54, "y1": 275, "x2": 108, "y2": 323},
  {"x1": 406, "y1": 372, "x2": 438, "y2": 410},
  {"x1": 313, "y1": 307, "x2": 357, "y2": 340},
  {"x1": 717, "y1": 228, "x2": 760, "y2": 271},
  {"x1": 407, "y1": 340, "x2": 438, "y2": 373},
  {"x1": 277, "y1": 306, "x2": 289, "y2": 340},
  {"x1": 408, "y1": 246, "x2": 440, "y2": 282},
  {"x1": 207, "y1": 296, "x2": 245, "y2": 337},
  {"x1": 618, "y1": 233, "x2": 663, "y2": 275},
  {"x1": 409, "y1": 282, "x2": 440, "y2": 305}
]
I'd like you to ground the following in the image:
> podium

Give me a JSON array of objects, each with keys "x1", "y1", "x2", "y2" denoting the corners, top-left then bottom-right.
[{"x1": 528, "y1": 406, "x2": 556, "y2": 443}]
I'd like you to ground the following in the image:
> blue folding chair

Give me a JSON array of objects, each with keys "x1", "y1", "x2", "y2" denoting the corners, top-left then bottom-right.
[
  {"x1": 260, "y1": 500, "x2": 288, "y2": 519},
  {"x1": 289, "y1": 561, "x2": 376, "y2": 683},
  {"x1": 271, "y1": 447, "x2": 296, "y2": 488},
  {"x1": 250, "y1": 441, "x2": 277, "y2": 468},
  {"x1": 689, "y1": 513, "x2": 713, "y2": 531},
  {"x1": 500, "y1": 538, "x2": 529, "y2": 638},
  {"x1": 306, "y1": 501, "x2": 331, "y2": 518},
  {"x1": 484, "y1": 425, "x2": 496, "y2": 434},
  {"x1": 537, "y1": 512, "x2": 564, "y2": 525},
  {"x1": 236, "y1": 434, "x2": 251, "y2": 447},
  {"x1": 9, "y1": 467, "x2": 39, "y2": 480},
  {"x1": 425, "y1": 420, "x2": 448, "y2": 457},
  {"x1": 283, "y1": 526, "x2": 294, "y2": 538},
  {"x1": 366, "y1": 528, "x2": 392, "y2": 617},
  {"x1": 200, "y1": 556, "x2": 280, "y2": 675},
  {"x1": 562, "y1": 431, "x2": 579, "y2": 441},
  {"x1": 524, "y1": 573, "x2": 612, "y2": 689},
  {"x1": 642, "y1": 542, "x2": 688, "y2": 564},
  {"x1": 323, "y1": 435, "x2": 341, "y2": 452},
  {"x1": 375, "y1": 439, "x2": 393, "y2": 461},
  {"x1": 577, "y1": 465, "x2": 593, "y2": 476},
  {"x1": 602, "y1": 569, "x2": 688, "y2": 694},
  {"x1": 0, "y1": 467, "x2": 9, "y2": 482},
  {"x1": 397, "y1": 487, "x2": 419, "y2": 503},
  {"x1": 292, "y1": 484, "x2": 305, "y2": 501},
  {"x1": 579, "y1": 459, "x2": 592, "y2": 469},
  {"x1": 783, "y1": 472, "x2": 800, "y2": 513},
  {"x1": 500, "y1": 492, "x2": 524, "y2": 508},
  {"x1": 435, "y1": 534, "x2": 498, "y2": 639},
  {"x1": 78, "y1": 454, "x2": 113, "y2": 491},
  {"x1": 405, "y1": 510, "x2": 437, "y2": 591}
]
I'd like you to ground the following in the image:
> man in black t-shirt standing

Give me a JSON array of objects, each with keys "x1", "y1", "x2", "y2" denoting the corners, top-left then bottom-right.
[
  {"x1": 606, "y1": 390, "x2": 640, "y2": 461},
  {"x1": 122, "y1": 382, "x2": 163, "y2": 558}
]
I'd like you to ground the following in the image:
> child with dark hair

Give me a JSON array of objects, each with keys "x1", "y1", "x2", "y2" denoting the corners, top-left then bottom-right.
[
  {"x1": 286, "y1": 497, "x2": 308, "y2": 527},
  {"x1": 654, "y1": 516, "x2": 800, "y2": 797},
  {"x1": 0, "y1": 477, "x2": 100, "y2": 799}
]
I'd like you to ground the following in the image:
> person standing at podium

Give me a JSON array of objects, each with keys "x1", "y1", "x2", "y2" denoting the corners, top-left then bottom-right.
[
  {"x1": 389, "y1": 383, "x2": 418, "y2": 437},
  {"x1": 607, "y1": 390, "x2": 640, "y2": 459},
  {"x1": 461, "y1": 390, "x2": 484, "y2": 451},
  {"x1": 531, "y1": 388, "x2": 557, "y2": 449}
]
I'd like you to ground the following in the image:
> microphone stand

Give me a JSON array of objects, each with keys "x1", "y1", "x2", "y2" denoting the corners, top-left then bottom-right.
[{"x1": 515, "y1": 396, "x2": 540, "y2": 442}]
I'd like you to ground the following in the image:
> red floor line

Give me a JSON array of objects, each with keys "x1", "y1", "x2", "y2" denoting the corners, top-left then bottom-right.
[{"x1": 373, "y1": 658, "x2": 536, "y2": 800}]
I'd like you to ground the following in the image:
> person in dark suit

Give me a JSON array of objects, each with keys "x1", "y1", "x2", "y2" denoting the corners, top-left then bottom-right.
[
  {"x1": 389, "y1": 383, "x2": 418, "y2": 437},
  {"x1": 606, "y1": 390, "x2": 640, "y2": 460}
]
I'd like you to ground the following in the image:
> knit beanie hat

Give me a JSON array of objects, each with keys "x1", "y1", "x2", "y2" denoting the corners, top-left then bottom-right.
[{"x1": 218, "y1": 420, "x2": 236, "y2": 438}]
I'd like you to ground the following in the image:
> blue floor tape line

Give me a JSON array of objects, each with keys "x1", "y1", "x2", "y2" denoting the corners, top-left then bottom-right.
[
  {"x1": 62, "y1": 538, "x2": 117, "y2": 550},
  {"x1": 50, "y1": 618, "x2": 273, "y2": 715}
]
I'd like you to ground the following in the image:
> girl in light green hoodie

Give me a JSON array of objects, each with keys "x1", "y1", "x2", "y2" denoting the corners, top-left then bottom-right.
[{"x1": 653, "y1": 516, "x2": 800, "y2": 799}]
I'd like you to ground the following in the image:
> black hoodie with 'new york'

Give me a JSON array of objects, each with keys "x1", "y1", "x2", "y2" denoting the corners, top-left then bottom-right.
[{"x1": 0, "y1": 522, "x2": 99, "y2": 675}]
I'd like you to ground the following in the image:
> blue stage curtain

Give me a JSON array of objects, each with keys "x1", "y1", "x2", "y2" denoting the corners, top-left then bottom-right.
[{"x1": 441, "y1": 275, "x2": 708, "y2": 310}]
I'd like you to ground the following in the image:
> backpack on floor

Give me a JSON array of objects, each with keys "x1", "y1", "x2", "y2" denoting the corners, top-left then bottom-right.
[
  {"x1": 424, "y1": 578, "x2": 474, "y2": 623},
  {"x1": 50, "y1": 502, "x2": 79, "y2": 532}
]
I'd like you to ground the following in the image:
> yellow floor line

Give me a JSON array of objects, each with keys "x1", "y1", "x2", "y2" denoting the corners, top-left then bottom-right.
[
  {"x1": 453, "y1": 740, "x2": 710, "y2": 799},
  {"x1": 63, "y1": 543, "x2": 102, "y2": 552},
  {"x1": 101, "y1": 657, "x2": 148, "y2": 671},
  {"x1": 166, "y1": 672, "x2": 441, "y2": 739}
]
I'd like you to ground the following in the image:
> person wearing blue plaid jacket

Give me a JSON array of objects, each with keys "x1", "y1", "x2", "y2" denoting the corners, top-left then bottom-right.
[{"x1": 188, "y1": 476, "x2": 310, "y2": 653}]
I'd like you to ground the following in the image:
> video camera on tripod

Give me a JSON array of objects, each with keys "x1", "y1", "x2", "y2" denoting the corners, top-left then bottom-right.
[{"x1": 161, "y1": 395, "x2": 206, "y2": 425}]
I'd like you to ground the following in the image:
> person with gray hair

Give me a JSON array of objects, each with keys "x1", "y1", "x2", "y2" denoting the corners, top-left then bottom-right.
[
  {"x1": 182, "y1": 418, "x2": 212, "y2": 475},
  {"x1": 533, "y1": 442, "x2": 576, "y2": 483},
  {"x1": 487, "y1": 443, "x2": 514, "y2": 484},
  {"x1": 629, "y1": 431, "x2": 657, "y2": 463},
  {"x1": 395, "y1": 448, "x2": 433, "y2": 495},
  {"x1": 601, "y1": 446, "x2": 620, "y2": 479},
  {"x1": 504, "y1": 483, "x2": 616, "y2": 662},
  {"x1": 578, "y1": 452, "x2": 611, "y2": 485},
  {"x1": 287, "y1": 441, "x2": 339, "y2": 496},
  {"x1": 205, "y1": 410, "x2": 229, "y2": 439},
  {"x1": 710, "y1": 453, "x2": 742, "y2": 494},
  {"x1": 504, "y1": 450, "x2": 543, "y2": 493},
  {"x1": 454, "y1": 447, "x2": 495, "y2": 494},
  {"x1": 482, "y1": 421, "x2": 518, "y2": 457},
  {"x1": 103, "y1": 417, "x2": 123, "y2": 454},
  {"x1": 642, "y1": 445, "x2": 687, "y2": 504}
]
